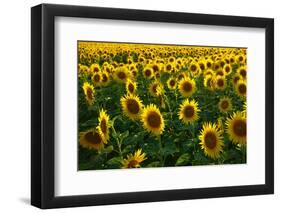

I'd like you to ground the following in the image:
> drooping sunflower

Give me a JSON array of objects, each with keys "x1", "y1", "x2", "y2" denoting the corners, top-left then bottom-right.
[
  {"x1": 97, "y1": 109, "x2": 110, "y2": 143},
  {"x1": 178, "y1": 99, "x2": 200, "y2": 124},
  {"x1": 218, "y1": 97, "x2": 232, "y2": 113},
  {"x1": 79, "y1": 129, "x2": 105, "y2": 151},
  {"x1": 114, "y1": 67, "x2": 131, "y2": 83},
  {"x1": 120, "y1": 94, "x2": 143, "y2": 120},
  {"x1": 226, "y1": 111, "x2": 247, "y2": 145},
  {"x1": 141, "y1": 104, "x2": 165, "y2": 135},
  {"x1": 126, "y1": 79, "x2": 137, "y2": 94},
  {"x1": 178, "y1": 77, "x2": 196, "y2": 97},
  {"x1": 82, "y1": 82, "x2": 95, "y2": 106},
  {"x1": 199, "y1": 122, "x2": 224, "y2": 159},
  {"x1": 167, "y1": 77, "x2": 177, "y2": 90},
  {"x1": 121, "y1": 149, "x2": 147, "y2": 169},
  {"x1": 235, "y1": 79, "x2": 247, "y2": 97},
  {"x1": 215, "y1": 76, "x2": 227, "y2": 90}
]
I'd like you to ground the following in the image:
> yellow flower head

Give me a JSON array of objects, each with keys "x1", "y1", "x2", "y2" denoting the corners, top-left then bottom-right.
[
  {"x1": 235, "y1": 79, "x2": 247, "y2": 97},
  {"x1": 79, "y1": 129, "x2": 105, "y2": 151},
  {"x1": 114, "y1": 67, "x2": 131, "y2": 83},
  {"x1": 178, "y1": 77, "x2": 196, "y2": 97},
  {"x1": 218, "y1": 97, "x2": 232, "y2": 113},
  {"x1": 82, "y1": 82, "x2": 95, "y2": 106},
  {"x1": 226, "y1": 111, "x2": 247, "y2": 145},
  {"x1": 199, "y1": 122, "x2": 224, "y2": 159},
  {"x1": 178, "y1": 99, "x2": 200, "y2": 124},
  {"x1": 167, "y1": 77, "x2": 177, "y2": 90},
  {"x1": 97, "y1": 109, "x2": 110, "y2": 143},
  {"x1": 120, "y1": 94, "x2": 143, "y2": 120},
  {"x1": 141, "y1": 104, "x2": 165, "y2": 135},
  {"x1": 126, "y1": 79, "x2": 137, "y2": 94},
  {"x1": 122, "y1": 149, "x2": 147, "y2": 168}
]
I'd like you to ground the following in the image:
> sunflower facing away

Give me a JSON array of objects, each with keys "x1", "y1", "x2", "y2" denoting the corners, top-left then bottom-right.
[
  {"x1": 82, "y1": 82, "x2": 95, "y2": 106},
  {"x1": 199, "y1": 122, "x2": 224, "y2": 159},
  {"x1": 141, "y1": 104, "x2": 165, "y2": 135},
  {"x1": 226, "y1": 111, "x2": 247, "y2": 145},
  {"x1": 79, "y1": 128, "x2": 105, "y2": 151},
  {"x1": 178, "y1": 77, "x2": 196, "y2": 97},
  {"x1": 122, "y1": 149, "x2": 147, "y2": 168},
  {"x1": 218, "y1": 97, "x2": 232, "y2": 113},
  {"x1": 120, "y1": 94, "x2": 143, "y2": 120},
  {"x1": 97, "y1": 109, "x2": 110, "y2": 143},
  {"x1": 178, "y1": 99, "x2": 200, "y2": 124}
]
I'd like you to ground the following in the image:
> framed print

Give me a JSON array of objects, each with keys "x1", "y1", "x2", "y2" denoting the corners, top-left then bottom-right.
[{"x1": 31, "y1": 3, "x2": 274, "y2": 209}]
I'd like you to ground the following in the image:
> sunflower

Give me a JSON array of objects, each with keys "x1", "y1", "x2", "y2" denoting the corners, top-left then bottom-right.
[
  {"x1": 143, "y1": 66, "x2": 154, "y2": 79},
  {"x1": 114, "y1": 67, "x2": 131, "y2": 83},
  {"x1": 122, "y1": 149, "x2": 147, "y2": 168},
  {"x1": 149, "y1": 81, "x2": 163, "y2": 97},
  {"x1": 97, "y1": 109, "x2": 110, "y2": 143},
  {"x1": 237, "y1": 66, "x2": 247, "y2": 79},
  {"x1": 178, "y1": 99, "x2": 200, "y2": 124},
  {"x1": 126, "y1": 79, "x2": 137, "y2": 94},
  {"x1": 199, "y1": 122, "x2": 224, "y2": 159},
  {"x1": 167, "y1": 77, "x2": 177, "y2": 90},
  {"x1": 100, "y1": 72, "x2": 110, "y2": 86},
  {"x1": 120, "y1": 94, "x2": 143, "y2": 120},
  {"x1": 178, "y1": 77, "x2": 196, "y2": 97},
  {"x1": 218, "y1": 97, "x2": 232, "y2": 113},
  {"x1": 223, "y1": 64, "x2": 232, "y2": 75},
  {"x1": 165, "y1": 63, "x2": 174, "y2": 73},
  {"x1": 226, "y1": 111, "x2": 247, "y2": 145},
  {"x1": 232, "y1": 73, "x2": 242, "y2": 86},
  {"x1": 235, "y1": 80, "x2": 247, "y2": 97},
  {"x1": 82, "y1": 82, "x2": 95, "y2": 106},
  {"x1": 92, "y1": 72, "x2": 102, "y2": 86},
  {"x1": 79, "y1": 129, "x2": 105, "y2": 151},
  {"x1": 89, "y1": 63, "x2": 101, "y2": 73},
  {"x1": 141, "y1": 104, "x2": 165, "y2": 135},
  {"x1": 215, "y1": 76, "x2": 227, "y2": 90}
]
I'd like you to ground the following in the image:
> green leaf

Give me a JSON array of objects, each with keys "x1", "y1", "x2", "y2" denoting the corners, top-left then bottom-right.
[
  {"x1": 175, "y1": 153, "x2": 191, "y2": 166},
  {"x1": 106, "y1": 157, "x2": 122, "y2": 169}
]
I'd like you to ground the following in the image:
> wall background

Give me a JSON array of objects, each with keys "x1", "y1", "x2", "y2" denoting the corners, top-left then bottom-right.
[{"x1": 0, "y1": 0, "x2": 279, "y2": 212}]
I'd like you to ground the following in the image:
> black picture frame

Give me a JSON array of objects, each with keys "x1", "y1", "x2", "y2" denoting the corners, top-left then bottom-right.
[{"x1": 31, "y1": 3, "x2": 274, "y2": 209}]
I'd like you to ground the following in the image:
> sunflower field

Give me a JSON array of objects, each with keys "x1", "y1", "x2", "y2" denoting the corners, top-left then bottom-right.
[{"x1": 78, "y1": 41, "x2": 247, "y2": 170}]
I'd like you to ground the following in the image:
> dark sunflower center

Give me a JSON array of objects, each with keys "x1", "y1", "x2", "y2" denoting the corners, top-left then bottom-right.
[
  {"x1": 220, "y1": 100, "x2": 229, "y2": 109},
  {"x1": 234, "y1": 76, "x2": 240, "y2": 84},
  {"x1": 204, "y1": 132, "x2": 217, "y2": 149},
  {"x1": 233, "y1": 120, "x2": 246, "y2": 137},
  {"x1": 183, "y1": 81, "x2": 192, "y2": 92},
  {"x1": 225, "y1": 66, "x2": 230, "y2": 73},
  {"x1": 85, "y1": 131, "x2": 102, "y2": 145},
  {"x1": 145, "y1": 69, "x2": 151, "y2": 77},
  {"x1": 127, "y1": 160, "x2": 138, "y2": 168},
  {"x1": 169, "y1": 80, "x2": 176, "y2": 87},
  {"x1": 184, "y1": 105, "x2": 195, "y2": 118},
  {"x1": 94, "y1": 67, "x2": 99, "y2": 72},
  {"x1": 86, "y1": 88, "x2": 93, "y2": 100},
  {"x1": 102, "y1": 74, "x2": 108, "y2": 82},
  {"x1": 200, "y1": 64, "x2": 205, "y2": 70},
  {"x1": 126, "y1": 99, "x2": 140, "y2": 114},
  {"x1": 128, "y1": 83, "x2": 135, "y2": 93},
  {"x1": 94, "y1": 74, "x2": 100, "y2": 82},
  {"x1": 238, "y1": 84, "x2": 246, "y2": 94},
  {"x1": 239, "y1": 56, "x2": 243, "y2": 61},
  {"x1": 100, "y1": 119, "x2": 107, "y2": 134},
  {"x1": 152, "y1": 84, "x2": 158, "y2": 93},
  {"x1": 153, "y1": 65, "x2": 159, "y2": 72},
  {"x1": 117, "y1": 71, "x2": 126, "y2": 79},
  {"x1": 147, "y1": 111, "x2": 161, "y2": 128},
  {"x1": 190, "y1": 65, "x2": 197, "y2": 72},
  {"x1": 217, "y1": 71, "x2": 224, "y2": 76},
  {"x1": 240, "y1": 69, "x2": 246, "y2": 77},
  {"x1": 207, "y1": 62, "x2": 211, "y2": 68},
  {"x1": 217, "y1": 79, "x2": 224, "y2": 87},
  {"x1": 167, "y1": 64, "x2": 172, "y2": 71}
]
